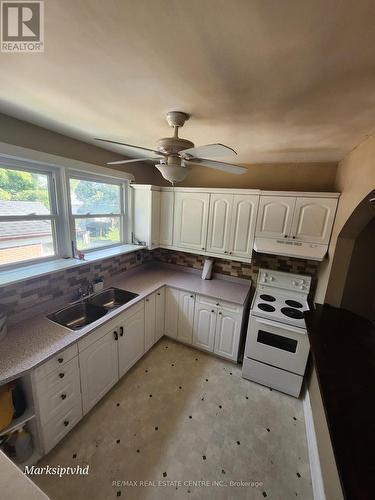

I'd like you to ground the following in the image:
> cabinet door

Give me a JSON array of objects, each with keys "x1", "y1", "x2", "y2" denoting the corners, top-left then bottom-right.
[
  {"x1": 177, "y1": 291, "x2": 195, "y2": 345},
  {"x1": 159, "y1": 191, "x2": 174, "y2": 246},
  {"x1": 256, "y1": 196, "x2": 296, "y2": 239},
  {"x1": 206, "y1": 193, "x2": 233, "y2": 255},
  {"x1": 150, "y1": 190, "x2": 161, "y2": 248},
  {"x1": 165, "y1": 287, "x2": 179, "y2": 339},
  {"x1": 229, "y1": 194, "x2": 259, "y2": 259},
  {"x1": 80, "y1": 330, "x2": 119, "y2": 414},
  {"x1": 173, "y1": 192, "x2": 209, "y2": 251},
  {"x1": 155, "y1": 287, "x2": 166, "y2": 342},
  {"x1": 290, "y1": 197, "x2": 337, "y2": 244},
  {"x1": 118, "y1": 306, "x2": 145, "y2": 378},
  {"x1": 145, "y1": 293, "x2": 156, "y2": 352},
  {"x1": 193, "y1": 301, "x2": 217, "y2": 352},
  {"x1": 214, "y1": 309, "x2": 242, "y2": 361}
]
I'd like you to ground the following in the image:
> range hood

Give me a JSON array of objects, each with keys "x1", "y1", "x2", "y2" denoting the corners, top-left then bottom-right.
[{"x1": 253, "y1": 237, "x2": 328, "y2": 261}]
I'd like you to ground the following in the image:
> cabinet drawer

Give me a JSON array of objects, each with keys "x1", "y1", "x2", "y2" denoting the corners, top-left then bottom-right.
[
  {"x1": 42, "y1": 403, "x2": 82, "y2": 454},
  {"x1": 35, "y1": 356, "x2": 79, "y2": 396},
  {"x1": 34, "y1": 344, "x2": 78, "y2": 382},
  {"x1": 37, "y1": 359, "x2": 81, "y2": 425},
  {"x1": 196, "y1": 294, "x2": 243, "y2": 313}
]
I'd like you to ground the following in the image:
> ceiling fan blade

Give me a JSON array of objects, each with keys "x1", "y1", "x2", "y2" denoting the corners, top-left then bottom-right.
[
  {"x1": 95, "y1": 138, "x2": 162, "y2": 156},
  {"x1": 107, "y1": 157, "x2": 163, "y2": 165},
  {"x1": 185, "y1": 158, "x2": 247, "y2": 175},
  {"x1": 180, "y1": 143, "x2": 237, "y2": 159}
]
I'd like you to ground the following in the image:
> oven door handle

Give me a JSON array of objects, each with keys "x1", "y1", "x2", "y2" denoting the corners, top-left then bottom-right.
[{"x1": 254, "y1": 317, "x2": 306, "y2": 335}]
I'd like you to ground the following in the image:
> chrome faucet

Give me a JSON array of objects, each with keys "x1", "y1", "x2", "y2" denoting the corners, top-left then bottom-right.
[{"x1": 77, "y1": 282, "x2": 94, "y2": 300}]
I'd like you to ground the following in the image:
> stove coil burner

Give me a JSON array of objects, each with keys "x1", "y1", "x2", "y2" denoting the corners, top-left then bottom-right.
[
  {"x1": 281, "y1": 307, "x2": 304, "y2": 319},
  {"x1": 259, "y1": 294, "x2": 276, "y2": 302},
  {"x1": 285, "y1": 299, "x2": 303, "y2": 308},
  {"x1": 258, "y1": 303, "x2": 276, "y2": 312}
]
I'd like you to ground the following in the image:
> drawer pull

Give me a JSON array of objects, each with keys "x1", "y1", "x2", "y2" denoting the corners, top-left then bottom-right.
[
  {"x1": 59, "y1": 373, "x2": 65, "y2": 379},
  {"x1": 145, "y1": 298, "x2": 149, "y2": 302},
  {"x1": 216, "y1": 303, "x2": 219, "y2": 306},
  {"x1": 190, "y1": 295, "x2": 194, "y2": 298},
  {"x1": 211, "y1": 309, "x2": 215, "y2": 313},
  {"x1": 218, "y1": 311, "x2": 222, "y2": 315},
  {"x1": 63, "y1": 420, "x2": 69, "y2": 427},
  {"x1": 114, "y1": 331, "x2": 118, "y2": 341},
  {"x1": 61, "y1": 393, "x2": 67, "y2": 400},
  {"x1": 157, "y1": 292, "x2": 160, "y2": 296},
  {"x1": 119, "y1": 326, "x2": 124, "y2": 337},
  {"x1": 57, "y1": 357, "x2": 64, "y2": 364}
]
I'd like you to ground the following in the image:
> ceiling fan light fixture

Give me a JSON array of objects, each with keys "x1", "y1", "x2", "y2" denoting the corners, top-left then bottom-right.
[{"x1": 155, "y1": 164, "x2": 190, "y2": 184}]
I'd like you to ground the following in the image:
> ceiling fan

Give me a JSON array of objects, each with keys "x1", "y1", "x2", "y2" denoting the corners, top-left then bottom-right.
[{"x1": 95, "y1": 111, "x2": 247, "y2": 184}]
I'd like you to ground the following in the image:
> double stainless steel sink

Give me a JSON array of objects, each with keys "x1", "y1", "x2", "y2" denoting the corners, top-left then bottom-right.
[{"x1": 47, "y1": 287, "x2": 139, "y2": 330}]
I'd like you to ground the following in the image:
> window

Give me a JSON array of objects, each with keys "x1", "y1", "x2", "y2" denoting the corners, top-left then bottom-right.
[
  {"x1": 68, "y1": 175, "x2": 125, "y2": 252},
  {"x1": 0, "y1": 166, "x2": 58, "y2": 267}
]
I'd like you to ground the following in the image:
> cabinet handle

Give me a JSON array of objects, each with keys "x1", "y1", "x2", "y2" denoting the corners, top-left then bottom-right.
[
  {"x1": 229, "y1": 251, "x2": 232, "y2": 255},
  {"x1": 61, "y1": 393, "x2": 67, "y2": 400},
  {"x1": 292, "y1": 236, "x2": 296, "y2": 239},
  {"x1": 190, "y1": 295, "x2": 194, "y2": 298},
  {"x1": 218, "y1": 311, "x2": 222, "y2": 315},
  {"x1": 216, "y1": 303, "x2": 219, "y2": 306},
  {"x1": 145, "y1": 298, "x2": 149, "y2": 302},
  {"x1": 284, "y1": 234, "x2": 288, "y2": 238},
  {"x1": 114, "y1": 331, "x2": 118, "y2": 341},
  {"x1": 157, "y1": 292, "x2": 160, "y2": 296},
  {"x1": 57, "y1": 357, "x2": 63, "y2": 364},
  {"x1": 211, "y1": 309, "x2": 215, "y2": 313},
  {"x1": 224, "y1": 251, "x2": 228, "y2": 254},
  {"x1": 59, "y1": 372, "x2": 65, "y2": 379},
  {"x1": 119, "y1": 326, "x2": 124, "y2": 337},
  {"x1": 63, "y1": 420, "x2": 69, "y2": 427}
]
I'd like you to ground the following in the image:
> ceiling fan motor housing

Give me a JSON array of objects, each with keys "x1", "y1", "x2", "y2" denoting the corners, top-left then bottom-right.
[{"x1": 157, "y1": 136, "x2": 194, "y2": 155}]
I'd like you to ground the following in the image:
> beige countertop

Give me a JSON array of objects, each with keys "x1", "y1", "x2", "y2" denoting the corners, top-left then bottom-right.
[
  {"x1": 0, "y1": 264, "x2": 251, "y2": 384},
  {"x1": 0, "y1": 451, "x2": 49, "y2": 500}
]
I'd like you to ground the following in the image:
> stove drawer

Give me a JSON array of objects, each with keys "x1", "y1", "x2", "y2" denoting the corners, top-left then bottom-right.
[
  {"x1": 245, "y1": 316, "x2": 309, "y2": 375},
  {"x1": 242, "y1": 357, "x2": 303, "y2": 397}
]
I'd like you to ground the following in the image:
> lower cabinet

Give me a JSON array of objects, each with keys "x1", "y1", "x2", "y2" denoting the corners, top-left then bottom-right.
[
  {"x1": 145, "y1": 293, "x2": 156, "y2": 351},
  {"x1": 214, "y1": 307, "x2": 242, "y2": 361},
  {"x1": 193, "y1": 297, "x2": 217, "y2": 352},
  {"x1": 79, "y1": 328, "x2": 119, "y2": 415},
  {"x1": 165, "y1": 287, "x2": 179, "y2": 338},
  {"x1": 177, "y1": 290, "x2": 195, "y2": 345},
  {"x1": 118, "y1": 303, "x2": 145, "y2": 378},
  {"x1": 192, "y1": 295, "x2": 243, "y2": 361}
]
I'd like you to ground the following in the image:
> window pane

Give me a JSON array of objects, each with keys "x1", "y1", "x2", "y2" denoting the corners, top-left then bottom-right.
[
  {"x1": 0, "y1": 167, "x2": 51, "y2": 214},
  {"x1": 69, "y1": 178, "x2": 121, "y2": 215},
  {"x1": 0, "y1": 220, "x2": 54, "y2": 266},
  {"x1": 74, "y1": 217, "x2": 121, "y2": 250}
]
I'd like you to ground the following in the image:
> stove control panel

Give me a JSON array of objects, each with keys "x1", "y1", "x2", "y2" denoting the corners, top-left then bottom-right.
[{"x1": 258, "y1": 269, "x2": 311, "y2": 294}]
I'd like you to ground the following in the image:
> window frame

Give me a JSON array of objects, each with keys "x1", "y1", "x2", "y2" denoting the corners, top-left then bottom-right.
[
  {"x1": 0, "y1": 157, "x2": 131, "y2": 271},
  {"x1": 66, "y1": 171, "x2": 128, "y2": 254},
  {"x1": 0, "y1": 161, "x2": 63, "y2": 270}
]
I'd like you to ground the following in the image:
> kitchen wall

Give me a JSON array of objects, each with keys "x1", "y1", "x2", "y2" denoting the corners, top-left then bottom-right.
[
  {"x1": 0, "y1": 112, "x2": 338, "y2": 192},
  {"x1": 309, "y1": 132, "x2": 375, "y2": 500},
  {"x1": 0, "y1": 112, "x2": 160, "y2": 185}
]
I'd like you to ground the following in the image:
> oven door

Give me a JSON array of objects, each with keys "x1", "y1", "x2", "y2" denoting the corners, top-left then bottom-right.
[{"x1": 244, "y1": 316, "x2": 310, "y2": 375}]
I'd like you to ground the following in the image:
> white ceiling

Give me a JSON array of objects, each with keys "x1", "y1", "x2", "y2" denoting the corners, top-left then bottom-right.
[{"x1": 1, "y1": 0, "x2": 375, "y2": 165}]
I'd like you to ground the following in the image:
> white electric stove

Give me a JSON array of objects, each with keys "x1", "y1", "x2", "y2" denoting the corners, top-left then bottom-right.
[{"x1": 242, "y1": 269, "x2": 312, "y2": 397}]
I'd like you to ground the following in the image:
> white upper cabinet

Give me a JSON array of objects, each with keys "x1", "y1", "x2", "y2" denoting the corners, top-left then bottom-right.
[
  {"x1": 173, "y1": 192, "x2": 209, "y2": 251},
  {"x1": 177, "y1": 290, "x2": 195, "y2": 345},
  {"x1": 290, "y1": 197, "x2": 337, "y2": 244},
  {"x1": 131, "y1": 185, "x2": 161, "y2": 249},
  {"x1": 229, "y1": 194, "x2": 258, "y2": 259},
  {"x1": 159, "y1": 191, "x2": 174, "y2": 246},
  {"x1": 206, "y1": 194, "x2": 233, "y2": 255},
  {"x1": 256, "y1": 196, "x2": 296, "y2": 239}
]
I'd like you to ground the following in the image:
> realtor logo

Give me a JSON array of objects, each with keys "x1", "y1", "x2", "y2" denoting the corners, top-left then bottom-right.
[{"x1": 1, "y1": 1, "x2": 44, "y2": 52}]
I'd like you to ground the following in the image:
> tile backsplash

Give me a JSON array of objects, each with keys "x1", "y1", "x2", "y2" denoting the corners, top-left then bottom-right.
[
  {"x1": 0, "y1": 250, "x2": 152, "y2": 326},
  {"x1": 0, "y1": 248, "x2": 320, "y2": 326}
]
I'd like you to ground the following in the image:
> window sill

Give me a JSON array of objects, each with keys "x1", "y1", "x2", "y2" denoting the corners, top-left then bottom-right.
[{"x1": 0, "y1": 244, "x2": 147, "y2": 288}]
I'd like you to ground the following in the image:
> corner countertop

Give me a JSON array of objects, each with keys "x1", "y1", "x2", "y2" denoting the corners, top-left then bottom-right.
[
  {"x1": 0, "y1": 451, "x2": 49, "y2": 500},
  {"x1": 305, "y1": 304, "x2": 375, "y2": 500},
  {"x1": 0, "y1": 264, "x2": 251, "y2": 384}
]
